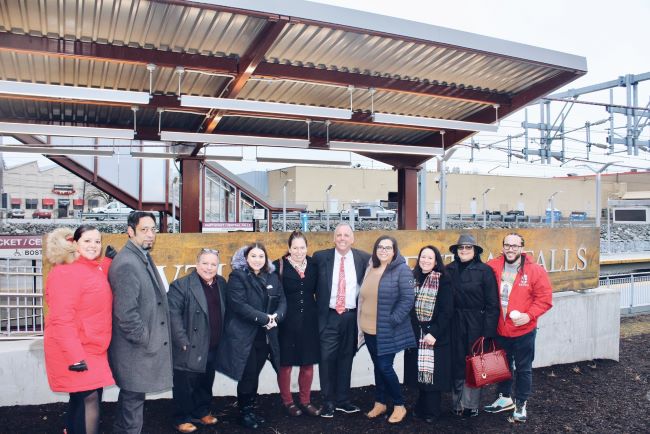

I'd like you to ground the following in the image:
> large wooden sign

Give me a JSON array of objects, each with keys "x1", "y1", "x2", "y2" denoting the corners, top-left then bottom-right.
[{"x1": 45, "y1": 227, "x2": 597, "y2": 292}]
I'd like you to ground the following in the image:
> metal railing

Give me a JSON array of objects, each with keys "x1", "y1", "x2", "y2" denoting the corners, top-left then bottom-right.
[
  {"x1": 600, "y1": 272, "x2": 650, "y2": 314},
  {"x1": 0, "y1": 259, "x2": 43, "y2": 337},
  {"x1": 0, "y1": 292, "x2": 43, "y2": 337}
]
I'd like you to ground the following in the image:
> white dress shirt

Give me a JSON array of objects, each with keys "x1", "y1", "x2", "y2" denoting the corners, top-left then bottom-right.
[{"x1": 329, "y1": 250, "x2": 359, "y2": 309}]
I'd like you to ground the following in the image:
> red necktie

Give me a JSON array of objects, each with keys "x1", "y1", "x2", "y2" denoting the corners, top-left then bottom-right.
[{"x1": 335, "y1": 256, "x2": 346, "y2": 314}]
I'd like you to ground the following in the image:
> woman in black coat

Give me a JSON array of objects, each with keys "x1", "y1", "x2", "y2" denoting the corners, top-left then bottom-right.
[
  {"x1": 215, "y1": 242, "x2": 287, "y2": 429},
  {"x1": 273, "y1": 231, "x2": 321, "y2": 417},
  {"x1": 404, "y1": 245, "x2": 453, "y2": 424},
  {"x1": 446, "y1": 234, "x2": 499, "y2": 418}
]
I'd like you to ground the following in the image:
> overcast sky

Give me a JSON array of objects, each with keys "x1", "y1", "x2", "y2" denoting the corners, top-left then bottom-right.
[{"x1": 4, "y1": 0, "x2": 649, "y2": 177}]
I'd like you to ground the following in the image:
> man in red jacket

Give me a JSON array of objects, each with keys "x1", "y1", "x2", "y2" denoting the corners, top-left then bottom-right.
[{"x1": 484, "y1": 233, "x2": 553, "y2": 423}]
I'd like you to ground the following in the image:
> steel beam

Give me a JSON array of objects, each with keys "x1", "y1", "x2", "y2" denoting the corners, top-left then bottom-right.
[
  {"x1": 202, "y1": 18, "x2": 289, "y2": 139},
  {"x1": 397, "y1": 167, "x2": 419, "y2": 230},
  {"x1": 180, "y1": 158, "x2": 202, "y2": 233}
]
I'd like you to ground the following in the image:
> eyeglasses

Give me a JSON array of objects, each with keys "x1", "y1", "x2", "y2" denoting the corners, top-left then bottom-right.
[
  {"x1": 200, "y1": 248, "x2": 220, "y2": 255},
  {"x1": 457, "y1": 245, "x2": 474, "y2": 251},
  {"x1": 503, "y1": 244, "x2": 523, "y2": 250},
  {"x1": 377, "y1": 245, "x2": 394, "y2": 252}
]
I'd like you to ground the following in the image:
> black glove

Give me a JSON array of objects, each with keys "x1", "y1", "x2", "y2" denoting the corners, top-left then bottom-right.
[
  {"x1": 68, "y1": 360, "x2": 88, "y2": 372},
  {"x1": 105, "y1": 245, "x2": 117, "y2": 259}
]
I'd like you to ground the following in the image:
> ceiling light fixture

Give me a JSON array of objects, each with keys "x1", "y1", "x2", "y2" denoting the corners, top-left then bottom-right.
[
  {"x1": 130, "y1": 151, "x2": 243, "y2": 161},
  {"x1": 0, "y1": 122, "x2": 135, "y2": 140},
  {"x1": 256, "y1": 156, "x2": 351, "y2": 166},
  {"x1": 0, "y1": 80, "x2": 150, "y2": 105},
  {"x1": 328, "y1": 140, "x2": 443, "y2": 156},
  {"x1": 0, "y1": 145, "x2": 114, "y2": 157},
  {"x1": 180, "y1": 95, "x2": 352, "y2": 120},
  {"x1": 160, "y1": 131, "x2": 310, "y2": 148},
  {"x1": 372, "y1": 112, "x2": 498, "y2": 133}
]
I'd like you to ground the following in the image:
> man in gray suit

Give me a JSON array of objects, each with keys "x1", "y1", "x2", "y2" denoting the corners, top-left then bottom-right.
[
  {"x1": 109, "y1": 211, "x2": 172, "y2": 433},
  {"x1": 313, "y1": 223, "x2": 371, "y2": 418}
]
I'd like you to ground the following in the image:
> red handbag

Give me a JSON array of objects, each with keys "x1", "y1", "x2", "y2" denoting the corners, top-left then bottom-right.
[{"x1": 465, "y1": 337, "x2": 512, "y2": 388}]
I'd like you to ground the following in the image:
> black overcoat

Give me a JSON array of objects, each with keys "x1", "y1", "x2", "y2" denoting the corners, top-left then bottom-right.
[
  {"x1": 404, "y1": 272, "x2": 454, "y2": 391},
  {"x1": 214, "y1": 268, "x2": 286, "y2": 381},
  {"x1": 446, "y1": 260, "x2": 499, "y2": 380},
  {"x1": 273, "y1": 256, "x2": 320, "y2": 366},
  {"x1": 168, "y1": 270, "x2": 227, "y2": 373}
]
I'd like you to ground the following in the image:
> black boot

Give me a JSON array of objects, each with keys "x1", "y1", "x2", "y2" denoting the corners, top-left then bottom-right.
[
  {"x1": 240, "y1": 405, "x2": 259, "y2": 429},
  {"x1": 251, "y1": 398, "x2": 265, "y2": 425}
]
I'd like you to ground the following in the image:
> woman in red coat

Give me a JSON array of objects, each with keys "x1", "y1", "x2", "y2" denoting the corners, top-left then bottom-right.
[{"x1": 44, "y1": 225, "x2": 115, "y2": 434}]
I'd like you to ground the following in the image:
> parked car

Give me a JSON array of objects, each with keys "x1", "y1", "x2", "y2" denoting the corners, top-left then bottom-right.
[
  {"x1": 569, "y1": 211, "x2": 587, "y2": 221},
  {"x1": 7, "y1": 209, "x2": 25, "y2": 219},
  {"x1": 32, "y1": 209, "x2": 52, "y2": 219},
  {"x1": 504, "y1": 210, "x2": 525, "y2": 222},
  {"x1": 89, "y1": 201, "x2": 134, "y2": 220},
  {"x1": 342, "y1": 205, "x2": 397, "y2": 221}
]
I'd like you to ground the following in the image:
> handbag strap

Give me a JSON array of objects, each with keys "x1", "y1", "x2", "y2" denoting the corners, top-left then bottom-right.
[{"x1": 471, "y1": 337, "x2": 485, "y2": 356}]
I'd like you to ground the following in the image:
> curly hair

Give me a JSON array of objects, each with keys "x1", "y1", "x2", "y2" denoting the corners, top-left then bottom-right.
[{"x1": 45, "y1": 228, "x2": 77, "y2": 265}]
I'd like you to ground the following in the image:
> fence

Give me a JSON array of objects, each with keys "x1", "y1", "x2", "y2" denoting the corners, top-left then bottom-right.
[
  {"x1": 600, "y1": 272, "x2": 650, "y2": 314},
  {"x1": 0, "y1": 258, "x2": 43, "y2": 338}
]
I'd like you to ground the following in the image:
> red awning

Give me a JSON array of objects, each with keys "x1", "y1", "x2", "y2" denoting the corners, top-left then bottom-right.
[
  {"x1": 10, "y1": 198, "x2": 21, "y2": 205},
  {"x1": 73, "y1": 199, "x2": 84, "y2": 206},
  {"x1": 42, "y1": 198, "x2": 55, "y2": 206}
]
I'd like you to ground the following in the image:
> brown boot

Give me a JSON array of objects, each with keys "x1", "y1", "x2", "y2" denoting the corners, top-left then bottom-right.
[
  {"x1": 388, "y1": 405, "x2": 407, "y2": 424},
  {"x1": 366, "y1": 402, "x2": 387, "y2": 419}
]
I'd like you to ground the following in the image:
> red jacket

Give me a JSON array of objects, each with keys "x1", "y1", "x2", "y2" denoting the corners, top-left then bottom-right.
[
  {"x1": 44, "y1": 256, "x2": 115, "y2": 392},
  {"x1": 487, "y1": 253, "x2": 553, "y2": 338}
]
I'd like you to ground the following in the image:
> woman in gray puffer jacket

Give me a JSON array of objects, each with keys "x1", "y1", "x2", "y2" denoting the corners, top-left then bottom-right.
[{"x1": 358, "y1": 235, "x2": 415, "y2": 425}]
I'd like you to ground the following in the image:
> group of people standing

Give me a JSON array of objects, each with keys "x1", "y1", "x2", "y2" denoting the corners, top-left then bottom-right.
[{"x1": 43, "y1": 211, "x2": 553, "y2": 434}]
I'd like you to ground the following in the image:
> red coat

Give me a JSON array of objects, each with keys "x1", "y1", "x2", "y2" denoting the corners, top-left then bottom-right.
[
  {"x1": 487, "y1": 253, "x2": 553, "y2": 338},
  {"x1": 44, "y1": 256, "x2": 115, "y2": 392}
]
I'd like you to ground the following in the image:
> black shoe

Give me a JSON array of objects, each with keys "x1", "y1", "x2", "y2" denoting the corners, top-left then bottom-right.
[
  {"x1": 336, "y1": 402, "x2": 361, "y2": 414},
  {"x1": 462, "y1": 408, "x2": 479, "y2": 418},
  {"x1": 321, "y1": 402, "x2": 335, "y2": 418},
  {"x1": 451, "y1": 409, "x2": 463, "y2": 417},
  {"x1": 239, "y1": 407, "x2": 259, "y2": 429},
  {"x1": 253, "y1": 412, "x2": 265, "y2": 425}
]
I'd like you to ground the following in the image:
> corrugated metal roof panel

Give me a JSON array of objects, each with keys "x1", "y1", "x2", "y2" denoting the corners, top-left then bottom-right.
[
  {"x1": 0, "y1": 0, "x2": 267, "y2": 57},
  {"x1": 267, "y1": 22, "x2": 561, "y2": 95}
]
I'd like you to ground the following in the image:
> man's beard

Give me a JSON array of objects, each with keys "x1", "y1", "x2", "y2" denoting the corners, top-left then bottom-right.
[{"x1": 505, "y1": 254, "x2": 521, "y2": 264}]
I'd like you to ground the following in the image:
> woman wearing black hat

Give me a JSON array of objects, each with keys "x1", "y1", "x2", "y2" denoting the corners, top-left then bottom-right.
[{"x1": 446, "y1": 234, "x2": 499, "y2": 418}]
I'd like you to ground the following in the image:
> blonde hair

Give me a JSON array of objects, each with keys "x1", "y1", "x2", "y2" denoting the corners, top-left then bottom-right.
[{"x1": 45, "y1": 228, "x2": 77, "y2": 265}]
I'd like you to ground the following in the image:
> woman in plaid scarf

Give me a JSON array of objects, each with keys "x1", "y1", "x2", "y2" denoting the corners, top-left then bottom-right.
[{"x1": 404, "y1": 245, "x2": 453, "y2": 423}]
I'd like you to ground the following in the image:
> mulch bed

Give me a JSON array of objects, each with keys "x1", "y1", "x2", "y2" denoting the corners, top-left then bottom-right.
[{"x1": 2, "y1": 322, "x2": 649, "y2": 433}]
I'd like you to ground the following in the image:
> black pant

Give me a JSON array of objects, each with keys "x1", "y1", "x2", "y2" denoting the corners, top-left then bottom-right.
[
  {"x1": 237, "y1": 330, "x2": 271, "y2": 408},
  {"x1": 173, "y1": 348, "x2": 218, "y2": 425},
  {"x1": 319, "y1": 309, "x2": 357, "y2": 405},
  {"x1": 113, "y1": 389, "x2": 146, "y2": 434},
  {"x1": 67, "y1": 388, "x2": 102, "y2": 434},
  {"x1": 415, "y1": 389, "x2": 442, "y2": 418}
]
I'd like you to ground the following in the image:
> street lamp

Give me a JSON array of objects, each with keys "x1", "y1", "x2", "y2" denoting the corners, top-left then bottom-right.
[
  {"x1": 482, "y1": 187, "x2": 494, "y2": 228},
  {"x1": 325, "y1": 184, "x2": 334, "y2": 231},
  {"x1": 435, "y1": 141, "x2": 459, "y2": 230},
  {"x1": 282, "y1": 179, "x2": 293, "y2": 232},
  {"x1": 577, "y1": 162, "x2": 620, "y2": 227},
  {"x1": 548, "y1": 191, "x2": 562, "y2": 228}
]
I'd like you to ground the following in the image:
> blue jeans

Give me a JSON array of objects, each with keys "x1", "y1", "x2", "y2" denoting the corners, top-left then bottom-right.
[
  {"x1": 364, "y1": 333, "x2": 404, "y2": 406},
  {"x1": 496, "y1": 329, "x2": 537, "y2": 403}
]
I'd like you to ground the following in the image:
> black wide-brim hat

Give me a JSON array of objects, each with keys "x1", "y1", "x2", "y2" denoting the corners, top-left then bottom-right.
[{"x1": 449, "y1": 233, "x2": 484, "y2": 255}]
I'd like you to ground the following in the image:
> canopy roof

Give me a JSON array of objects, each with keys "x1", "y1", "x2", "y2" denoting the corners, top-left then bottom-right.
[{"x1": 0, "y1": 0, "x2": 587, "y2": 167}]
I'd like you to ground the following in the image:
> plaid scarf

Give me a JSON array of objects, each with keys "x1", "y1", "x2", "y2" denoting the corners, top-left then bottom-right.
[
  {"x1": 414, "y1": 271, "x2": 440, "y2": 384},
  {"x1": 286, "y1": 255, "x2": 307, "y2": 278}
]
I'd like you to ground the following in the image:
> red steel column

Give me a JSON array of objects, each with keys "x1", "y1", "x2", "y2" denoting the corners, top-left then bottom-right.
[
  {"x1": 180, "y1": 158, "x2": 201, "y2": 233},
  {"x1": 397, "y1": 167, "x2": 418, "y2": 230}
]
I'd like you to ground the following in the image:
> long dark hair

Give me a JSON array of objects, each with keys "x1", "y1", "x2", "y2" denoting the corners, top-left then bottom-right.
[
  {"x1": 73, "y1": 224, "x2": 98, "y2": 242},
  {"x1": 413, "y1": 245, "x2": 445, "y2": 286},
  {"x1": 244, "y1": 242, "x2": 270, "y2": 274},
  {"x1": 371, "y1": 235, "x2": 399, "y2": 268}
]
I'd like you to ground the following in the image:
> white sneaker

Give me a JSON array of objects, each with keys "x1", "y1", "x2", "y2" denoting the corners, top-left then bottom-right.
[
  {"x1": 509, "y1": 400, "x2": 527, "y2": 423},
  {"x1": 483, "y1": 393, "x2": 515, "y2": 413}
]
